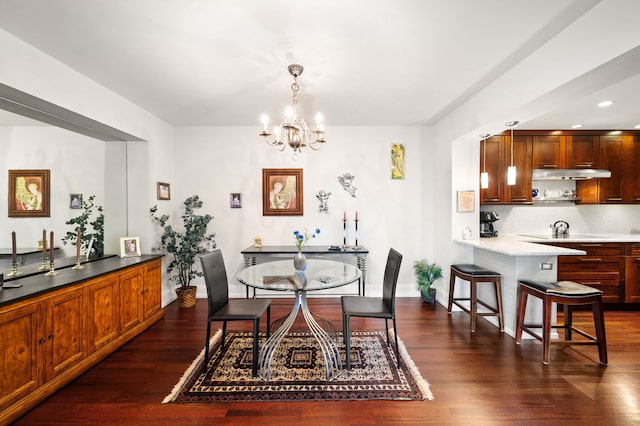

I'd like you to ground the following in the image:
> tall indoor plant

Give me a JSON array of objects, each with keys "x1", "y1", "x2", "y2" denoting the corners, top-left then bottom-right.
[
  {"x1": 150, "y1": 195, "x2": 216, "y2": 308},
  {"x1": 413, "y1": 259, "x2": 443, "y2": 304}
]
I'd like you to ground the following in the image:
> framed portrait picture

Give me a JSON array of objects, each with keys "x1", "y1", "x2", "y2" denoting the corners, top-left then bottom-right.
[
  {"x1": 120, "y1": 237, "x2": 141, "y2": 258},
  {"x1": 262, "y1": 168, "x2": 303, "y2": 216},
  {"x1": 70, "y1": 193, "x2": 83, "y2": 209},
  {"x1": 157, "y1": 182, "x2": 170, "y2": 200},
  {"x1": 230, "y1": 193, "x2": 242, "y2": 208},
  {"x1": 8, "y1": 169, "x2": 51, "y2": 217}
]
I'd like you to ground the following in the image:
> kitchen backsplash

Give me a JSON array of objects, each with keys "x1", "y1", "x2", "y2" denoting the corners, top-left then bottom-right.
[{"x1": 482, "y1": 204, "x2": 640, "y2": 235}]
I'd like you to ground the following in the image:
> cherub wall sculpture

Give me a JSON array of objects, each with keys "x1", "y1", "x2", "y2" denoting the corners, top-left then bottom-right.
[
  {"x1": 316, "y1": 189, "x2": 332, "y2": 213},
  {"x1": 338, "y1": 173, "x2": 357, "y2": 198}
]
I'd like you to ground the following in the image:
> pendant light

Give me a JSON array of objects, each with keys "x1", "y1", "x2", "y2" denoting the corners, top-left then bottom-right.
[
  {"x1": 505, "y1": 121, "x2": 519, "y2": 186},
  {"x1": 480, "y1": 133, "x2": 490, "y2": 189}
]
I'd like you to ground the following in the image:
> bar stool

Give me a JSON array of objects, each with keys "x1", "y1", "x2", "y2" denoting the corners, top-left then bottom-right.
[
  {"x1": 448, "y1": 264, "x2": 504, "y2": 332},
  {"x1": 515, "y1": 279, "x2": 607, "y2": 365}
]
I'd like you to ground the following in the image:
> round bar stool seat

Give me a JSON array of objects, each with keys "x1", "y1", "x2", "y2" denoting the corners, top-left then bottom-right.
[
  {"x1": 515, "y1": 279, "x2": 607, "y2": 365},
  {"x1": 447, "y1": 264, "x2": 504, "y2": 333}
]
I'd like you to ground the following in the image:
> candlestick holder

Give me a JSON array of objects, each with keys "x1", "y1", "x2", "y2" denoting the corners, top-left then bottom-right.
[
  {"x1": 38, "y1": 256, "x2": 50, "y2": 270},
  {"x1": 353, "y1": 219, "x2": 362, "y2": 251},
  {"x1": 7, "y1": 262, "x2": 21, "y2": 277},
  {"x1": 72, "y1": 257, "x2": 84, "y2": 270},
  {"x1": 45, "y1": 262, "x2": 59, "y2": 276}
]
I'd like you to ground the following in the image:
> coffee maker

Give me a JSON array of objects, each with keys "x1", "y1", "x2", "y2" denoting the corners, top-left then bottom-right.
[{"x1": 480, "y1": 211, "x2": 500, "y2": 238}]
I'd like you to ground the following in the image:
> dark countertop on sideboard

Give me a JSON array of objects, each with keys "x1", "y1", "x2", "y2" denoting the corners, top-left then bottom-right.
[{"x1": 0, "y1": 254, "x2": 162, "y2": 307}]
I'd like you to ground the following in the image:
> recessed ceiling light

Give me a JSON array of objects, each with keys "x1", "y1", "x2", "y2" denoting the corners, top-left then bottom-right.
[
  {"x1": 571, "y1": 124, "x2": 583, "y2": 129},
  {"x1": 635, "y1": 124, "x2": 640, "y2": 129},
  {"x1": 597, "y1": 100, "x2": 614, "y2": 108}
]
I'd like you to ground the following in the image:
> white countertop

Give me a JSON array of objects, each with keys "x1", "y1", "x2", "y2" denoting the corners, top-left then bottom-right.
[{"x1": 455, "y1": 233, "x2": 640, "y2": 256}]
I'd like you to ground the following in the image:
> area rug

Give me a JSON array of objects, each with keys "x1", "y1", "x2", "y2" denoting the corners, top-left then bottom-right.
[{"x1": 163, "y1": 329, "x2": 433, "y2": 402}]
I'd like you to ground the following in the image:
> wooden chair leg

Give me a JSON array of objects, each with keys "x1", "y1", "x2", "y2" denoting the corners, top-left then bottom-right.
[
  {"x1": 542, "y1": 297, "x2": 552, "y2": 365},
  {"x1": 470, "y1": 280, "x2": 478, "y2": 332},
  {"x1": 515, "y1": 288, "x2": 528, "y2": 344},
  {"x1": 495, "y1": 279, "x2": 505, "y2": 332},
  {"x1": 447, "y1": 272, "x2": 456, "y2": 313},
  {"x1": 592, "y1": 299, "x2": 608, "y2": 365},
  {"x1": 564, "y1": 303, "x2": 573, "y2": 340}
]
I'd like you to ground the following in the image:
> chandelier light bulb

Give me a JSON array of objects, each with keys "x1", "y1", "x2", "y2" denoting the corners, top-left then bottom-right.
[{"x1": 261, "y1": 115, "x2": 268, "y2": 132}]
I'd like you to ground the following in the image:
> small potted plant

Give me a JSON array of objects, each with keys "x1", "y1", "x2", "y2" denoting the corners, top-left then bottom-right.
[
  {"x1": 150, "y1": 195, "x2": 216, "y2": 308},
  {"x1": 413, "y1": 259, "x2": 443, "y2": 304}
]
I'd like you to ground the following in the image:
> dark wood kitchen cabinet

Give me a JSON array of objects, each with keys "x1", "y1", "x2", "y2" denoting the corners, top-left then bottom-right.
[
  {"x1": 598, "y1": 134, "x2": 639, "y2": 203},
  {"x1": 552, "y1": 242, "x2": 624, "y2": 303},
  {"x1": 532, "y1": 135, "x2": 566, "y2": 169},
  {"x1": 624, "y1": 243, "x2": 640, "y2": 303},
  {"x1": 480, "y1": 134, "x2": 532, "y2": 204},
  {"x1": 566, "y1": 134, "x2": 599, "y2": 168}
]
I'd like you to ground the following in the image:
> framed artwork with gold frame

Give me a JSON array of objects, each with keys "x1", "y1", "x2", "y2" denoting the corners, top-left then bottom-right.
[
  {"x1": 8, "y1": 169, "x2": 51, "y2": 217},
  {"x1": 262, "y1": 168, "x2": 303, "y2": 216}
]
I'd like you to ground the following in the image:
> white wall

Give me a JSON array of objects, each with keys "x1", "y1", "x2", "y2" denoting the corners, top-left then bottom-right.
[{"x1": 170, "y1": 125, "x2": 425, "y2": 297}]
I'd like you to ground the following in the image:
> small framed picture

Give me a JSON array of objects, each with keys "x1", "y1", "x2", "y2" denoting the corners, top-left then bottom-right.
[
  {"x1": 120, "y1": 237, "x2": 141, "y2": 258},
  {"x1": 157, "y1": 182, "x2": 171, "y2": 200},
  {"x1": 456, "y1": 190, "x2": 475, "y2": 213},
  {"x1": 70, "y1": 193, "x2": 83, "y2": 209},
  {"x1": 230, "y1": 193, "x2": 242, "y2": 208}
]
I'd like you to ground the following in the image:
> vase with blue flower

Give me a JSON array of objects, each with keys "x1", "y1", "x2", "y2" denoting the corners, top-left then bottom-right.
[{"x1": 293, "y1": 228, "x2": 320, "y2": 271}]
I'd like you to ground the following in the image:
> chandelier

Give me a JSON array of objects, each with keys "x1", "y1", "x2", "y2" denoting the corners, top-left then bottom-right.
[{"x1": 259, "y1": 64, "x2": 326, "y2": 158}]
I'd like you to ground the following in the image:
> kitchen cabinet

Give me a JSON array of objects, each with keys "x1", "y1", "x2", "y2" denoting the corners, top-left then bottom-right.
[
  {"x1": 532, "y1": 135, "x2": 566, "y2": 169},
  {"x1": 566, "y1": 135, "x2": 599, "y2": 168},
  {"x1": 479, "y1": 134, "x2": 532, "y2": 204},
  {"x1": 505, "y1": 134, "x2": 533, "y2": 203},
  {"x1": 480, "y1": 136, "x2": 505, "y2": 204},
  {"x1": 0, "y1": 257, "x2": 163, "y2": 425},
  {"x1": 552, "y1": 242, "x2": 624, "y2": 303},
  {"x1": 624, "y1": 244, "x2": 640, "y2": 303}
]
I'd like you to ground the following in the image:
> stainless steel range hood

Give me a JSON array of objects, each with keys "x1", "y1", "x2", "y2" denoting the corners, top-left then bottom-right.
[{"x1": 532, "y1": 168, "x2": 611, "y2": 180}]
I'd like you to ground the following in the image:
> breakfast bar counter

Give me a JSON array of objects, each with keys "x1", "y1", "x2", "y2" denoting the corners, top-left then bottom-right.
[{"x1": 454, "y1": 235, "x2": 585, "y2": 337}]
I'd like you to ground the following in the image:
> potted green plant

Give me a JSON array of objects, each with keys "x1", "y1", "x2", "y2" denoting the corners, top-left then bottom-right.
[
  {"x1": 61, "y1": 195, "x2": 104, "y2": 258},
  {"x1": 150, "y1": 195, "x2": 216, "y2": 308},
  {"x1": 413, "y1": 259, "x2": 443, "y2": 304}
]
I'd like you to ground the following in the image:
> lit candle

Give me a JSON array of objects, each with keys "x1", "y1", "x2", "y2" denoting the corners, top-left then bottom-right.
[
  {"x1": 76, "y1": 228, "x2": 82, "y2": 259},
  {"x1": 42, "y1": 228, "x2": 46, "y2": 259},
  {"x1": 49, "y1": 230, "x2": 54, "y2": 264},
  {"x1": 261, "y1": 114, "x2": 268, "y2": 132},
  {"x1": 11, "y1": 231, "x2": 16, "y2": 264}
]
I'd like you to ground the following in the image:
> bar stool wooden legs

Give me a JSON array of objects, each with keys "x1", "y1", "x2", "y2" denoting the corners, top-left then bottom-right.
[
  {"x1": 448, "y1": 264, "x2": 504, "y2": 332},
  {"x1": 515, "y1": 279, "x2": 607, "y2": 365}
]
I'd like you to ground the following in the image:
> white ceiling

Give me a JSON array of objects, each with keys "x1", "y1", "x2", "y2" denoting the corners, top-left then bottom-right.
[{"x1": 0, "y1": 0, "x2": 639, "y2": 130}]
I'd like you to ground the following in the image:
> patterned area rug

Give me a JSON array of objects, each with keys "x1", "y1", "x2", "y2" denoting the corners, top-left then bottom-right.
[{"x1": 163, "y1": 329, "x2": 433, "y2": 402}]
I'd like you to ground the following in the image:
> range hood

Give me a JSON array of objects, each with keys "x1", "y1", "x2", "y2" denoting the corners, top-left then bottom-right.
[{"x1": 532, "y1": 168, "x2": 611, "y2": 180}]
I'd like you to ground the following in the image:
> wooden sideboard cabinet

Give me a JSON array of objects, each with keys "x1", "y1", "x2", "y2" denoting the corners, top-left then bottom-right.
[{"x1": 0, "y1": 256, "x2": 163, "y2": 425}]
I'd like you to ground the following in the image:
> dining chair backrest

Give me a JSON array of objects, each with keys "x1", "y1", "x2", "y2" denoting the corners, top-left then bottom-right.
[
  {"x1": 382, "y1": 248, "x2": 403, "y2": 314},
  {"x1": 200, "y1": 249, "x2": 229, "y2": 315}
]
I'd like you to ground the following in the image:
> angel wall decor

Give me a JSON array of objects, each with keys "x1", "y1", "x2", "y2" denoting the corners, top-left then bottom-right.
[
  {"x1": 316, "y1": 189, "x2": 332, "y2": 213},
  {"x1": 338, "y1": 172, "x2": 357, "y2": 197}
]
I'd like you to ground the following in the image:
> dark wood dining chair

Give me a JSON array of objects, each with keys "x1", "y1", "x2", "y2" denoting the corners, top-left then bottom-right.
[
  {"x1": 200, "y1": 249, "x2": 271, "y2": 377},
  {"x1": 341, "y1": 248, "x2": 403, "y2": 369}
]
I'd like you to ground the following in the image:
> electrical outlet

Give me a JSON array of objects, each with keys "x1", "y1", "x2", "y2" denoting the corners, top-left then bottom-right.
[{"x1": 540, "y1": 262, "x2": 553, "y2": 270}]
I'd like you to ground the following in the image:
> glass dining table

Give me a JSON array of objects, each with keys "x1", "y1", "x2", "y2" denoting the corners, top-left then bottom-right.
[{"x1": 237, "y1": 259, "x2": 361, "y2": 381}]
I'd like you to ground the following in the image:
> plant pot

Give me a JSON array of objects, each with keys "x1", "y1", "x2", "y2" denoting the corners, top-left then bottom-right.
[
  {"x1": 421, "y1": 288, "x2": 437, "y2": 304},
  {"x1": 176, "y1": 285, "x2": 197, "y2": 308}
]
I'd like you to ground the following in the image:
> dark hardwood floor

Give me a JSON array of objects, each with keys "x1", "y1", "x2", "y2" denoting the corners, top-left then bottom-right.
[{"x1": 13, "y1": 298, "x2": 640, "y2": 425}]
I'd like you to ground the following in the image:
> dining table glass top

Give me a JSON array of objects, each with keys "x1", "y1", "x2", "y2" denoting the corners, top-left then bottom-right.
[{"x1": 237, "y1": 259, "x2": 361, "y2": 292}]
